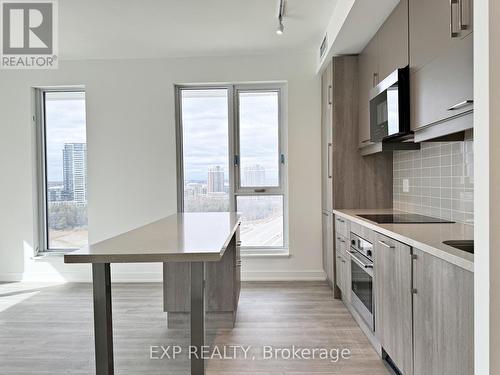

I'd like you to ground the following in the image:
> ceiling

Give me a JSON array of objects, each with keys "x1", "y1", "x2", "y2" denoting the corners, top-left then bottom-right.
[{"x1": 58, "y1": 0, "x2": 337, "y2": 60}]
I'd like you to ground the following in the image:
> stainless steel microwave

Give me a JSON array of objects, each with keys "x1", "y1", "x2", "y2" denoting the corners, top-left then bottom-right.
[{"x1": 369, "y1": 66, "x2": 410, "y2": 142}]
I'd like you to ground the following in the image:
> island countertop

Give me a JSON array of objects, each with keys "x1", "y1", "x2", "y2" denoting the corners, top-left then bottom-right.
[
  {"x1": 64, "y1": 212, "x2": 241, "y2": 264},
  {"x1": 332, "y1": 209, "x2": 474, "y2": 272}
]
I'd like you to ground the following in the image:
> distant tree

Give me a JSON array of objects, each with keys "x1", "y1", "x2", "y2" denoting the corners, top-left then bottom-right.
[{"x1": 48, "y1": 203, "x2": 88, "y2": 230}]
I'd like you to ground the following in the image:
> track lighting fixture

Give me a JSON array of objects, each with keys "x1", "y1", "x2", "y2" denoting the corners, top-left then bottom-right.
[{"x1": 276, "y1": 0, "x2": 285, "y2": 35}]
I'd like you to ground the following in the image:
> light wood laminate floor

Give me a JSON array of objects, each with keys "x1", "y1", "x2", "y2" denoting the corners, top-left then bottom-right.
[{"x1": 0, "y1": 281, "x2": 389, "y2": 375}]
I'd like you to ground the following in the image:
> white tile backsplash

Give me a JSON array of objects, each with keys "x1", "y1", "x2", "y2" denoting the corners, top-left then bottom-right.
[{"x1": 393, "y1": 141, "x2": 474, "y2": 224}]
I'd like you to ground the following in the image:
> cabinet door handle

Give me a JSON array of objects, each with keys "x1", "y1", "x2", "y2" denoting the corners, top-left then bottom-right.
[
  {"x1": 337, "y1": 237, "x2": 345, "y2": 243},
  {"x1": 450, "y1": 0, "x2": 459, "y2": 38},
  {"x1": 327, "y1": 143, "x2": 333, "y2": 178},
  {"x1": 372, "y1": 72, "x2": 379, "y2": 87},
  {"x1": 448, "y1": 99, "x2": 473, "y2": 111},
  {"x1": 378, "y1": 240, "x2": 395, "y2": 249},
  {"x1": 328, "y1": 85, "x2": 333, "y2": 105},
  {"x1": 458, "y1": 0, "x2": 468, "y2": 30}
]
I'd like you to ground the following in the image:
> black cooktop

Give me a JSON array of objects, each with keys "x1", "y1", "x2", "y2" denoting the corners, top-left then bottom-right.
[{"x1": 357, "y1": 213, "x2": 455, "y2": 224}]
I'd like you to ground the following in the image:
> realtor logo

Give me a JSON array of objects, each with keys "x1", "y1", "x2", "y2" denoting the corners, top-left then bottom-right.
[{"x1": 1, "y1": 0, "x2": 58, "y2": 69}]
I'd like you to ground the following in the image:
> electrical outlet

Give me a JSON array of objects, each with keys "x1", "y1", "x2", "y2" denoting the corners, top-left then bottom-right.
[{"x1": 403, "y1": 178, "x2": 410, "y2": 193}]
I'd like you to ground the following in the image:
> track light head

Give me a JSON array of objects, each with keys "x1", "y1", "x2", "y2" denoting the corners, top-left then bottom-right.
[{"x1": 276, "y1": 21, "x2": 284, "y2": 35}]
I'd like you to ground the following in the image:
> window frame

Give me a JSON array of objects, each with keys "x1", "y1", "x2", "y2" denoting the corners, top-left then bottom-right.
[
  {"x1": 34, "y1": 86, "x2": 87, "y2": 255},
  {"x1": 233, "y1": 84, "x2": 285, "y2": 194},
  {"x1": 175, "y1": 82, "x2": 289, "y2": 255}
]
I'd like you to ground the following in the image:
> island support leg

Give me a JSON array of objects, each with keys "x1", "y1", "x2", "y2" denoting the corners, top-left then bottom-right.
[
  {"x1": 92, "y1": 263, "x2": 114, "y2": 375},
  {"x1": 190, "y1": 262, "x2": 205, "y2": 375}
]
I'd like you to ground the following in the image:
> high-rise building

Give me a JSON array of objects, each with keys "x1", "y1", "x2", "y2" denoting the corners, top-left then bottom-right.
[
  {"x1": 47, "y1": 185, "x2": 65, "y2": 202},
  {"x1": 243, "y1": 164, "x2": 266, "y2": 186},
  {"x1": 63, "y1": 143, "x2": 87, "y2": 203},
  {"x1": 207, "y1": 166, "x2": 224, "y2": 193}
]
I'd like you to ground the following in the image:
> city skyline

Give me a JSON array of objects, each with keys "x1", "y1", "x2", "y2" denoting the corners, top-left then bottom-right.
[{"x1": 45, "y1": 92, "x2": 86, "y2": 182}]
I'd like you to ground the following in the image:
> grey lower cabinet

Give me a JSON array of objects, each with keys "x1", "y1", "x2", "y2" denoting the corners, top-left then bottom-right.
[
  {"x1": 335, "y1": 234, "x2": 351, "y2": 303},
  {"x1": 163, "y1": 225, "x2": 241, "y2": 328},
  {"x1": 412, "y1": 248, "x2": 474, "y2": 375},
  {"x1": 374, "y1": 233, "x2": 413, "y2": 375},
  {"x1": 323, "y1": 211, "x2": 334, "y2": 285}
]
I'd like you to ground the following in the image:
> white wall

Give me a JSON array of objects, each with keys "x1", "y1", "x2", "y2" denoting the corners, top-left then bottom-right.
[
  {"x1": 475, "y1": 0, "x2": 500, "y2": 373},
  {"x1": 0, "y1": 53, "x2": 323, "y2": 282}
]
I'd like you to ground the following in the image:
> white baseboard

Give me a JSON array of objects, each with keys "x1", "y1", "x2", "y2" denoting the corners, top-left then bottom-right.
[
  {"x1": 0, "y1": 273, "x2": 24, "y2": 282},
  {"x1": 241, "y1": 270, "x2": 327, "y2": 281},
  {"x1": 0, "y1": 270, "x2": 327, "y2": 283},
  {"x1": 0, "y1": 272, "x2": 163, "y2": 283}
]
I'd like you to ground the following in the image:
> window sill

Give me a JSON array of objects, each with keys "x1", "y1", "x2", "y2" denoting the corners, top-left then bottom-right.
[
  {"x1": 32, "y1": 251, "x2": 73, "y2": 260},
  {"x1": 241, "y1": 248, "x2": 290, "y2": 258}
]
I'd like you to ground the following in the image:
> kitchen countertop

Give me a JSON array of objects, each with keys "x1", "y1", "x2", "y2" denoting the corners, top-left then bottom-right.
[
  {"x1": 332, "y1": 209, "x2": 474, "y2": 272},
  {"x1": 64, "y1": 212, "x2": 241, "y2": 264}
]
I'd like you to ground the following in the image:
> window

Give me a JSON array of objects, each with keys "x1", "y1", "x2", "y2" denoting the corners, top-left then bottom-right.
[
  {"x1": 180, "y1": 89, "x2": 231, "y2": 212},
  {"x1": 35, "y1": 89, "x2": 88, "y2": 253},
  {"x1": 176, "y1": 84, "x2": 287, "y2": 252}
]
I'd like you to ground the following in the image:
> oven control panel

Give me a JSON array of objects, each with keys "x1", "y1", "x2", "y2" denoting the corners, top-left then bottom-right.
[{"x1": 350, "y1": 233, "x2": 373, "y2": 261}]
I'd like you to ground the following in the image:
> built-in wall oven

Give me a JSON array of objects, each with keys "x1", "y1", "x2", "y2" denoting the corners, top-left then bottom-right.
[{"x1": 349, "y1": 233, "x2": 375, "y2": 331}]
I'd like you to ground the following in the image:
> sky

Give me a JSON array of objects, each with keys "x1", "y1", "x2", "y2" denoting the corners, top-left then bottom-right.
[
  {"x1": 45, "y1": 92, "x2": 86, "y2": 183},
  {"x1": 182, "y1": 89, "x2": 279, "y2": 184}
]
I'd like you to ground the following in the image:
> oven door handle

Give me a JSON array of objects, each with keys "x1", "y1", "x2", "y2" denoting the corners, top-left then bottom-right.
[{"x1": 349, "y1": 251, "x2": 374, "y2": 269}]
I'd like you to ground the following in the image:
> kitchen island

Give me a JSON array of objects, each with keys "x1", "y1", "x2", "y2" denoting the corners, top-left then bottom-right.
[{"x1": 64, "y1": 212, "x2": 241, "y2": 375}]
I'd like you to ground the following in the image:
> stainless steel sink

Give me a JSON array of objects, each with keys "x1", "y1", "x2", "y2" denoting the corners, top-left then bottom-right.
[{"x1": 443, "y1": 240, "x2": 474, "y2": 254}]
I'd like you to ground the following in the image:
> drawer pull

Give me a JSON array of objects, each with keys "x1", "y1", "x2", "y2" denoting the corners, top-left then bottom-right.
[
  {"x1": 337, "y1": 237, "x2": 345, "y2": 243},
  {"x1": 337, "y1": 218, "x2": 345, "y2": 223},
  {"x1": 378, "y1": 240, "x2": 395, "y2": 249},
  {"x1": 447, "y1": 99, "x2": 473, "y2": 111}
]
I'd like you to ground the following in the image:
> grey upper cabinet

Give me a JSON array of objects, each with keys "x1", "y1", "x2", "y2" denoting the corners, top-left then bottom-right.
[
  {"x1": 321, "y1": 61, "x2": 333, "y2": 211},
  {"x1": 413, "y1": 248, "x2": 474, "y2": 375},
  {"x1": 358, "y1": 0, "x2": 409, "y2": 149},
  {"x1": 409, "y1": 0, "x2": 473, "y2": 137},
  {"x1": 378, "y1": 0, "x2": 409, "y2": 80},
  {"x1": 374, "y1": 233, "x2": 413, "y2": 375},
  {"x1": 358, "y1": 34, "x2": 379, "y2": 148}
]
